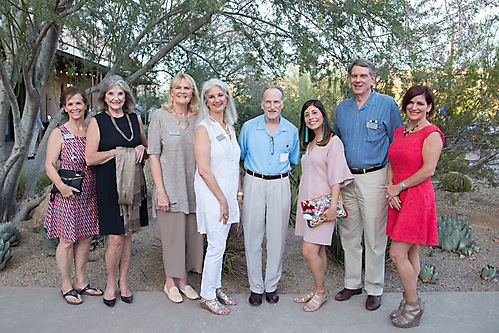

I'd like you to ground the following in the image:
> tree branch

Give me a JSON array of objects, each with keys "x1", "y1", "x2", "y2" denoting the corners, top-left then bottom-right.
[{"x1": 128, "y1": 9, "x2": 217, "y2": 85}]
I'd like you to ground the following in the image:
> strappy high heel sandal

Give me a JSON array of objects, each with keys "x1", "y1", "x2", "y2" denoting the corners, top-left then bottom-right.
[
  {"x1": 199, "y1": 298, "x2": 231, "y2": 315},
  {"x1": 390, "y1": 292, "x2": 406, "y2": 319},
  {"x1": 294, "y1": 289, "x2": 316, "y2": 303},
  {"x1": 303, "y1": 290, "x2": 328, "y2": 312},
  {"x1": 391, "y1": 298, "x2": 424, "y2": 328},
  {"x1": 216, "y1": 288, "x2": 237, "y2": 305},
  {"x1": 391, "y1": 293, "x2": 424, "y2": 319}
]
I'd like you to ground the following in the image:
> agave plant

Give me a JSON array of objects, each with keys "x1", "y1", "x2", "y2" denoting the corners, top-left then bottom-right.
[
  {"x1": 419, "y1": 263, "x2": 438, "y2": 283},
  {"x1": 39, "y1": 228, "x2": 59, "y2": 256},
  {"x1": 437, "y1": 215, "x2": 478, "y2": 256},
  {"x1": 480, "y1": 265, "x2": 497, "y2": 281},
  {"x1": 0, "y1": 222, "x2": 20, "y2": 246},
  {"x1": 0, "y1": 238, "x2": 12, "y2": 271}
]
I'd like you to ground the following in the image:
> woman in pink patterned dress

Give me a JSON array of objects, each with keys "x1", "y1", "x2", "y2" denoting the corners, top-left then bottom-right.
[
  {"x1": 294, "y1": 100, "x2": 353, "y2": 312},
  {"x1": 385, "y1": 86, "x2": 444, "y2": 328},
  {"x1": 45, "y1": 86, "x2": 101, "y2": 305}
]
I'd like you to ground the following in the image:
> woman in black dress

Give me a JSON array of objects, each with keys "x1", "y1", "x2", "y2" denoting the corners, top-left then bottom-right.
[{"x1": 85, "y1": 75, "x2": 148, "y2": 307}]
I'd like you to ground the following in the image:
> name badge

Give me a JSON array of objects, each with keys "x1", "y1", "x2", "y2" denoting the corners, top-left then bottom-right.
[
  {"x1": 169, "y1": 130, "x2": 180, "y2": 136},
  {"x1": 63, "y1": 133, "x2": 75, "y2": 139},
  {"x1": 366, "y1": 121, "x2": 378, "y2": 130},
  {"x1": 216, "y1": 134, "x2": 226, "y2": 142},
  {"x1": 280, "y1": 152, "x2": 289, "y2": 162}
]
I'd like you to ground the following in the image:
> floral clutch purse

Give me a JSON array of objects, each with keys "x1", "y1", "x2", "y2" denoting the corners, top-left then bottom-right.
[{"x1": 301, "y1": 192, "x2": 347, "y2": 228}]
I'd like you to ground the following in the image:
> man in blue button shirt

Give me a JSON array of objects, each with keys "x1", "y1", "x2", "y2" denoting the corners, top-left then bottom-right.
[
  {"x1": 238, "y1": 85, "x2": 300, "y2": 306},
  {"x1": 333, "y1": 59, "x2": 403, "y2": 311}
]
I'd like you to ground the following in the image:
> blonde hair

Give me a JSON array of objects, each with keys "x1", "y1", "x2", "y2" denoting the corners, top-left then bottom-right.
[
  {"x1": 162, "y1": 73, "x2": 199, "y2": 115},
  {"x1": 96, "y1": 75, "x2": 136, "y2": 114}
]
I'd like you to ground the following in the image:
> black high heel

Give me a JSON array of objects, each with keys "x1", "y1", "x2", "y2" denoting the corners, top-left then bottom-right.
[
  {"x1": 103, "y1": 297, "x2": 116, "y2": 307},
  {"x1": 118, "y1": 281, "x2": 133, "y2": 304},
  {"x1": 121, "y1": 294, "x2": 133, "y2": 304}
]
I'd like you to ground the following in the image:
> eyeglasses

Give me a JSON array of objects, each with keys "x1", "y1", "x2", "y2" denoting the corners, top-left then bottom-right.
[{"x1": 270, "y1": 137, "x2": 274, "y2": 155}]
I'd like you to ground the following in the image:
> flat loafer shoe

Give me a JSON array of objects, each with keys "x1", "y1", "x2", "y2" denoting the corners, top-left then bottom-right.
[
  {"x1": 164, "y1": 285, "x2": 183, "y2": 303},
  {"x1": 179, "y1": 285, "x2": 199, "y2": 300},
  {"x1": 334, "y1": 288, "x2": 363, "y2": 301},
  {"x1": 248, "y1": 292, "x2": 262, "y2": 306},
  {"x1": 265, "y1": 291, "x2": 279, "y2": 304},
  {"x1": 366, "y1": 295, "x2": 382, "y2": 311}
]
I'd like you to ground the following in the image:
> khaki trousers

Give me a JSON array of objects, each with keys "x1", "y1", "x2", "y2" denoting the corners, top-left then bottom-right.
[
  {"x1": 337, "y1": 167, "x2": 387, "y2": 296},
  {"x1": 242, "y1": 174, "x2": 290, "y2": 294}
]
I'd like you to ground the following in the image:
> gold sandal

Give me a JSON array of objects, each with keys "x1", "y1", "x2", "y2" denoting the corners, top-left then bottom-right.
[
  {"x1": 303, "y1": 290, "x2": 327, "y2": 312},
  {"x1": 294, "y1": 289, "x2": 316, "y2": 303},
  {"x1": 216, "y1": 288, "x2": 237, "y2": 305},
  {"x1": 199, "y1": 298, "x2": 231, "y2": 315}
]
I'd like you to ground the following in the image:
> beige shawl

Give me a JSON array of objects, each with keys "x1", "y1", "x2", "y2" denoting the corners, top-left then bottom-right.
[{"x1": 115, "y1": 147, "x2": 146, "y2": 234}]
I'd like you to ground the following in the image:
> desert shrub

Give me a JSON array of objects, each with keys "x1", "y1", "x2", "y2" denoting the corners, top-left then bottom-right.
[{"x1": 439, "y1": 172, "x2": 473, "y2": 192}]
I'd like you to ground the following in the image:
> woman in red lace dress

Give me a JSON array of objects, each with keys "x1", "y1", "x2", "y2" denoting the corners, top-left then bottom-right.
[{"x1": 384, "y1": 86, "x2": 444, "y2": 328}]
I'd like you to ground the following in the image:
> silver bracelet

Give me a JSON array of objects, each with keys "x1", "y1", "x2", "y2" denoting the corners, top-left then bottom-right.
[{"x1": 399, "y1": 181, "x2": 407, "y2": 190}]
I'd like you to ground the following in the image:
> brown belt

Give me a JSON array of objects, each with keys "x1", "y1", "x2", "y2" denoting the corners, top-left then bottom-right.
[
  {"x1": 349, "y1": 164, "x2": 386, "y2": 174},
  {"x1": 246, "y1": 170, "x2": 289, "y2": 180}
]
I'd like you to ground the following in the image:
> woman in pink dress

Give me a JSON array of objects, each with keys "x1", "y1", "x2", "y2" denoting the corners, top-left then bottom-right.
[
  {"x1": 45, "y1": 86, "x2": 101, "y2": 305},
  {"x1": 385, "y1": 86, "x2": 444, "y2": 328},
  {"x1": 294, "y1": 100, "x2": 353, "y2": 311}
]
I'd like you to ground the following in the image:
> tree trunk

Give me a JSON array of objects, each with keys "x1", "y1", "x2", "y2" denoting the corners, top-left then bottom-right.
[
  {"x1": 23, "y1": 112, "x2": 64, "y2": 197},
  {"x1": 1, "y1": 23, "x2": 62, "y2": 221}
]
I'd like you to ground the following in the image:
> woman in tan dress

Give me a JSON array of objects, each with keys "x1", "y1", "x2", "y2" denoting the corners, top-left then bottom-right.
[{"x1": 148, "y1": 73, "x2": 204, "y2": 303}]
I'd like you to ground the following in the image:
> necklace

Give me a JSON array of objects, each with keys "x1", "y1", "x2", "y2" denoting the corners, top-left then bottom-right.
[
  {"x1": 107, "y1": 111, "x2": 134, "y2": 142},
  {"x1": 173, "y1": 109, "x2": 189, "y2": 130},
  {"x1": 404, "y1": 124, "x2": 419, "y2": 136},
  {"x1": 210, "y1": 116, "x2": 230, "y2": 136}
]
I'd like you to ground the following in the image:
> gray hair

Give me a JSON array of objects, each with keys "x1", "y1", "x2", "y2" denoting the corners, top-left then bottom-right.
[
  {"x1": 198, "y1": 79, "x2": 237, "y2": 126},
  {"x1": 348, "y1": 59, "x2": 376, "y2": 77},
  {"x1": 96, "y1": 75, "x2": 136, "y2": 114},
  {"x1": 262, "y1": 85, "x2": 285, "y2": 101}
]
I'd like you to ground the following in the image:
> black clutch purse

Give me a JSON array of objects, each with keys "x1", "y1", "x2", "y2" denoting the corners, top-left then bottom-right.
[{"x1": 50, "y1": 169, "x2": 85, "y2": 201}]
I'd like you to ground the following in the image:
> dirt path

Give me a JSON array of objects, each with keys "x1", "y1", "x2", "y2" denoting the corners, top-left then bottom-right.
[{"x1": 0, "y1": 184, "x2": 498, "y2": 296}]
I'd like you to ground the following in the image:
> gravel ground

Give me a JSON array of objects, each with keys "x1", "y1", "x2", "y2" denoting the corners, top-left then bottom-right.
[{"x1": 0, "y1": 183, "x2": 498, "y2": 297}]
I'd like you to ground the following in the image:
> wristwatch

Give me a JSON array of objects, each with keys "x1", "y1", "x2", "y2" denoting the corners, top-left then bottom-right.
[{"x1": 399, "y1": 181, "x2": 407, "y2": 190}]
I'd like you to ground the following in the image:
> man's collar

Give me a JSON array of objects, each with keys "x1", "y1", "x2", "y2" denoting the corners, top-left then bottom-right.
[{"x1": 256, "y1": 114, "x2": 287, "y2": 132}]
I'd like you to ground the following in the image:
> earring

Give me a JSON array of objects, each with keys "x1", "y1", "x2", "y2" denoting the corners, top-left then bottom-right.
[
  {"x1": 305, "y1": 128, "x2": 309, "y2": 142},
  {"x1": 322, "y1": 121, "x2": 326, "y2": 135}
]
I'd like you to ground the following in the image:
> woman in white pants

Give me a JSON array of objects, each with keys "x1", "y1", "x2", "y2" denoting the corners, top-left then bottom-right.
[{"x1": 194, "y1": 79, "x2": 241, "y2": 315}]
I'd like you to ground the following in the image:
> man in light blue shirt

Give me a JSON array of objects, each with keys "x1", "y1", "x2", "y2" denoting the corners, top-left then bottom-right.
[
  {"x1": 333, "y1": 59, "x2": 403, "y2": 311},
  {"x1": 239, "y1": 85, "x2": 300, "y2": 306}
]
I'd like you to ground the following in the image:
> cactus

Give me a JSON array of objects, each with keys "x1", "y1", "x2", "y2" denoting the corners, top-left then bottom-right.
[
  {"x1": 437, "y1": 215, "x2": 478, "y2": 256},
  {"x1": 0, "y1": 238, "x2": 12, "y2": 271},
  {"x1": 440, "y1": 171, "x2": 473, "y2": 192},
  {"x1": 480, "y1": 265, "x2": 497, "y2": 280},
  {"x1": 419, "y1": 263, "x2": 438, "y2": 282},
  {"x1": 39, "y1": 228, "x2": 59, "y2": 256},
  {"x1": 0, "y1": 222, "x2": 21, "y2": 246}
]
